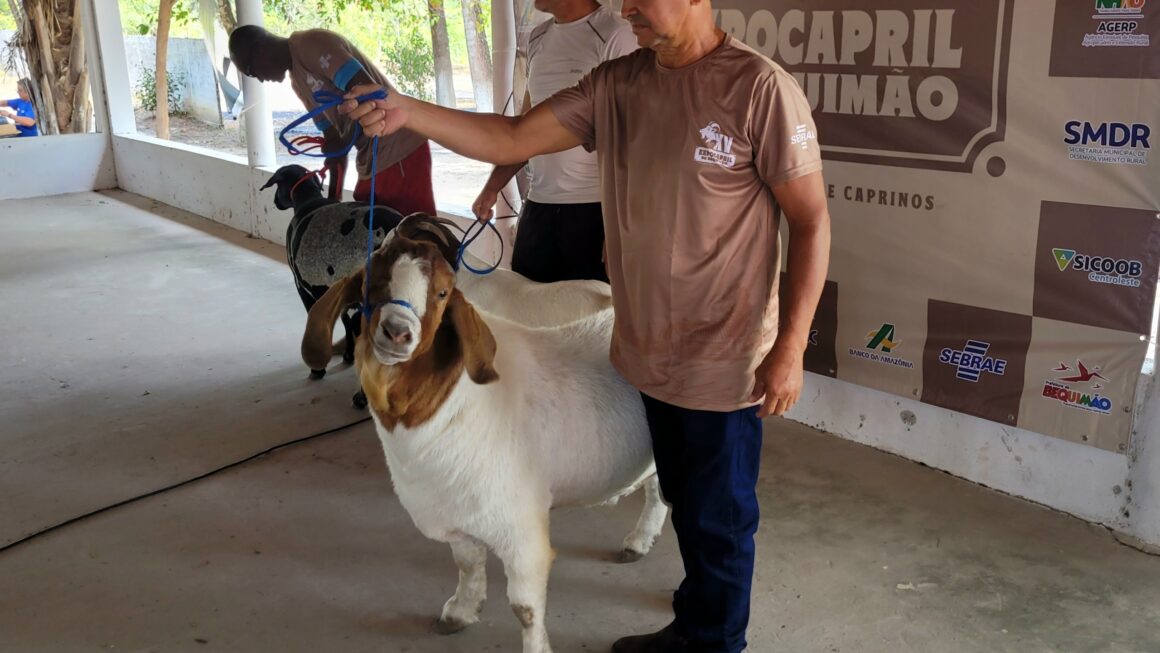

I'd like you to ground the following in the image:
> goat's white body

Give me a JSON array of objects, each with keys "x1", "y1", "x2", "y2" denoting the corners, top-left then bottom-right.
[
  {"x1": 375, "y1": 308, "x2": 653, "y2": 539},
  {"x1": 366, "y1": 272, "x2": 664, "y2": 653},
  {"x1": 456, "y1": 258, "x2": 614, "y2": 328}
]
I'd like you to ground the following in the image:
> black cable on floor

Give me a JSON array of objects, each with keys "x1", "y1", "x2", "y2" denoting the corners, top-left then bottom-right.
[{"x1": 0, "y1": 416, "x2": 372, "y2": 555}]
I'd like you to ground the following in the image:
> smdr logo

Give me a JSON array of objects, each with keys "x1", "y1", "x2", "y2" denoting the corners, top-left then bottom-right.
[
  {"x1": 939, "y1": 340, "x2": 1008, "y2": 382},
  {"x1": 1064, "y1": 121, "x2": 1150, "y2": 165}
]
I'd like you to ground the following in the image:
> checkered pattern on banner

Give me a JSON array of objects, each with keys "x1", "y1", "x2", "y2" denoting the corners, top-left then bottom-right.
[{"x1": 733, "y1": 0, "x2": 1160, "y2": 452}]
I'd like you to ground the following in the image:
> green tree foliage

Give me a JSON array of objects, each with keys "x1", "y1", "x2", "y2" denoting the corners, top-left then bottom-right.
[
  {"x1": 117, "y1": 0, "x2": 491, "y2": 101},
  {"x1": 0, "y1": 3, "x2": 17, "y2": 31}
]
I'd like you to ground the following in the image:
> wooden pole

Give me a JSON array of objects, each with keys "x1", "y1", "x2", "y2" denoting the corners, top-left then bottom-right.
[{"x1": 156, "y1": 0, "x2": 174, "y2": 139}]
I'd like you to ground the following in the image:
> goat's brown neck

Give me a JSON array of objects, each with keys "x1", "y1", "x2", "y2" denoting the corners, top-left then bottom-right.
[{"x1": 356, "y1": 323, "x2": 465, "y2": 431}]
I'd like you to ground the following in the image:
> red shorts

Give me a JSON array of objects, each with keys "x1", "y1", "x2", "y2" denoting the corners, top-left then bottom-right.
[{"x1": 353, "y1": 141, "x2": 437, "y2": 216}]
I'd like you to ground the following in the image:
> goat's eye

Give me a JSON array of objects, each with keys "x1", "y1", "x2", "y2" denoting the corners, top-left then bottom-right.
[{"x1": 438, "y1": 289, "x2": 449, "y2": 299}]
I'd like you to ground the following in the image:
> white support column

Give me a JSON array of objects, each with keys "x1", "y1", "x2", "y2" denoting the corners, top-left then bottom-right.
[
  {"x1": 1126, "y1": 374, "x2": 1160, "y2": 549},
  {"x1": 491, "y1": 0, "x2": 521, "y2": 264},
  {"x1": 235, "y1": 0, "x2": 275, "y2": 168},
  {"x1": 88, "y1": 0, "x2": 136, "y2": 135}
]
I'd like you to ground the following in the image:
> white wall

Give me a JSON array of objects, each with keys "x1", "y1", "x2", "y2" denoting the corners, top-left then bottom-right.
[
  {"x1": 123, "y1": 36, "x2": 223, "y2": 126},
  {"x1": 0, "y1": 134, "x2": 116, "y2": 201},
  {"x1": 1127, "y1": 372, "x2": 1160, "y2": 549},
  {"x1": 112, "y1": 134, "x2": 285, "y2": 242},
  {"x1": 788, "y1": 374, "x2": 1134, "y2": 529}
]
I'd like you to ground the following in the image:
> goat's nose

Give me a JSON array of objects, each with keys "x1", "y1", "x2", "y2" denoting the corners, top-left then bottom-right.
[{"x1": 382, "y1": 322, "x2": 413, "y2": 344}]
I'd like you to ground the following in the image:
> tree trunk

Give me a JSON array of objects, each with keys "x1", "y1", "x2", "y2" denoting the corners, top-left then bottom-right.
[
  {"x1": 156, "y1": 0, "x2": 174, "y2": 139},
  {"x1": 10, "y1": 0, "x2": 91, "y2": 135},
  {"x1": 216, "y1": 0, "x2": 237, "y2": 34},
  {"x1": 460, "y1": 0, "x2": 493, "y2": 112},
  {"x1": 28, "y1": 2, "x2": 60, "y2": 134},
  {"x1": 427, "y1": 0, "x2": 456, "y2": 108}
]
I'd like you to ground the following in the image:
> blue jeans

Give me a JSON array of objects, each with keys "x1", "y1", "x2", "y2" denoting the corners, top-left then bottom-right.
[{"x1": 640, "y1": 393, "x2": 763, "y2": 653}]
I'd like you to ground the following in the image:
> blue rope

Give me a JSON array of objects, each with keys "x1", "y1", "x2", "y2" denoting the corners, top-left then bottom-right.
[
  {"x1": 362, "y1": 134, "x2": 380, "y2": 318},
  {"x1": 457, "y1": 219, "x2": 503, "y2": 275},
  {"x1": 278, "y1": 87, "x2": 387, "y2": 318},
  {"x1": 277, "y1": 89, "x2": 387, "y2": 158},
  {"x1": 279, "y1": 87, "x2": 502, "y2": 320}
]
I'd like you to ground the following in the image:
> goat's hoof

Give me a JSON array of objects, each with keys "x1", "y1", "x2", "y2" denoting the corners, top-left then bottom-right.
[
  {"x1": 616, "y1": 548, "x2": 646, "y2": 564},
  {"x1": 342, "y1": 351, "x2": 355, "y2": 364},
  {"x1": 352, "y1": 391, "x2": 368, "y2": 410},
  {"x1": 432, "y1": 616, "x2": 471, "y2": 635},
  {"x1": 309, "y1": 369, "x2": 326, "y2": 380}
]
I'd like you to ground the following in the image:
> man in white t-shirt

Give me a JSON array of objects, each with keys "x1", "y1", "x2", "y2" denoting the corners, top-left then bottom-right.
[{"x1": 471, "y1": 0, "x2": 636, "y2": 283}]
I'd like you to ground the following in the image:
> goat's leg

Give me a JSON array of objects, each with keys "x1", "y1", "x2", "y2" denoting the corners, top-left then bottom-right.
[
  {"x1": 434, "y1": 538, "x2": 488, "y2": 635},
  {"x1": 618, "y1": 473, "x2": 667, "y2": 563},
  {"x1": 496, "y1": 518, "x2": 555, "y2": 653},
  {"x1": 339, "y1": 311, "x2": 356, "y2": 364}
]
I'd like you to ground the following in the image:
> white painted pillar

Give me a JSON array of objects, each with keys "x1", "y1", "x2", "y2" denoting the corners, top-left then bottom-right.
[
  {"x1": 235, "y1": 0, "x2": 275, "y2": 168},
  {"x1": 88, "y1": 0, "x2": 136, "y2": 135},
  {"x1": 491, "y1": 0, "x2": 521, "y2": 265},
  {"x1": 1126, "y1": 375, "x2": 1160, "y2": 548}
]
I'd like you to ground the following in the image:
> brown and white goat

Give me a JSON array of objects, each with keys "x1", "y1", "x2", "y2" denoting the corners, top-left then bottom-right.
[{"x1": 301, "y1": 219, "x2": 666, "y2": 653}]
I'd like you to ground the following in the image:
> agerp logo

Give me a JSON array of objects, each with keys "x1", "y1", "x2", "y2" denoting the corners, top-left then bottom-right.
[
  {"x1": 1095, "y1": 0, "x2": 1146, "y2": 15},
  {"x1": 1052, "y1": 247, "x2": 1143, "y2": 288},
  {"x1": 938, "y1": 339, "x2": 1008, "y2": 382}
]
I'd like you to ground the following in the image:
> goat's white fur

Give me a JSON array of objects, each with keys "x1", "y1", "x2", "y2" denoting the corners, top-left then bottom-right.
[{"x1": 362, "y1": 254, "x2": 665, "y2": 653}]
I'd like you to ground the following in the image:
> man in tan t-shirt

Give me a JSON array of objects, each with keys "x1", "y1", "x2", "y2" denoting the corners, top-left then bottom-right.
[
  {"x1": 343, "y1": 0, "x2": 831, "y2": 648},
  {"x1": 229, "y1": 26, "x2": 435, "y2": 215}
]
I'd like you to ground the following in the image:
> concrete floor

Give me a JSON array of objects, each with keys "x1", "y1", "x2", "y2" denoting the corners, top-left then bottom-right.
[{"x1": 2, "y1": 192, "x2": 1160, "y2": 653}]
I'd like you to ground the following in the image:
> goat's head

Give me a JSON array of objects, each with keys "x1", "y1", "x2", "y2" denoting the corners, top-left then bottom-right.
[
  {"x1": 384, "y1": 213, "x2": 463, "y2": 272},
  {"x1": 302, "y1": 215, "x2": 498, "y2": 386},
  {"x1": 261, "y1": 164, "x2": 321, "y2": 211}
]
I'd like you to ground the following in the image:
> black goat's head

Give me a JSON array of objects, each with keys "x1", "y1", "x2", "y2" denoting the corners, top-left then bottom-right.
[{"x1": 261, "y1": 164, "x2": 322, "y2": 211}]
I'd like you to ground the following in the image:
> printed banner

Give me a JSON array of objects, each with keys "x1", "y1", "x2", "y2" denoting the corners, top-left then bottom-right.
[{"x1": 749, "y1": 0, "x2": 1160, "y2": 452}]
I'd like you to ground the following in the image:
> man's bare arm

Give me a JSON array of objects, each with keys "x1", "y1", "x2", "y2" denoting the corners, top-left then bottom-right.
[
  {"x1": 749, "y1": 170, "x2": 831, "y2": 417},
  {"x1": 773, "y1": 171, "x2": 831, "y2": 352},
  {"x1": 483, "y1": 92, "x2": 533, "y2": 187},
  {"x1": 343, "y1": 84, "x2": 581, "y2": 165}
]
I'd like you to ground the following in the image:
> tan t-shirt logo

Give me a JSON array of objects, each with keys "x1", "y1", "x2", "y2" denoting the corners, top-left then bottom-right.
[
  {"x1": 792, "y1": 123, "x2": 817, "y2": 150},
  {"x1": 695, "y1": 121, "x2": 737, "y2": 168}
]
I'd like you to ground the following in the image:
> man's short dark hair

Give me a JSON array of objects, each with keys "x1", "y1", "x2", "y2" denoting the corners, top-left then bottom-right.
[{"x1": 229, "y1": 24, "x2": 269, "y2": 60}]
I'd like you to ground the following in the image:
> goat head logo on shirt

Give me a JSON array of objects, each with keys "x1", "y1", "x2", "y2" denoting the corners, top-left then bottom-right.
[{"x1": 695, "y1": 121, "x2": 738, "y2": 168}]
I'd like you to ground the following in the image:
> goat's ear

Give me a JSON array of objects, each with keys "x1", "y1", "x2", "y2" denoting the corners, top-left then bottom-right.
[
  {"x1": 302, "y1": 269, "x2": 364, "y2": 371},
  {"x1": 446, "y1": 288, "x2": 498, "y2": 385}
]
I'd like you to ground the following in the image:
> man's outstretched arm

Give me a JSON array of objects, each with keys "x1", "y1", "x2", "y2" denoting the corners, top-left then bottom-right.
[{"x1": 342, "y1": 84, "x2": 582, "y2": 166}]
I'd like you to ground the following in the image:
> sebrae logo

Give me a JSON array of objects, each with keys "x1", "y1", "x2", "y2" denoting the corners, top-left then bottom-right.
[
  {"x1": 694, "y1": 121, "x2": 738, "y2": 168},
  {"x1": 791, "y1": 123, "x2": 817, "y2": 150},
  {"x1": 848, "y1": 323, "x2": 914, "y2": 369},
  {"x1": 713, "y1": 1, "x2": 1013, "y2": 172},
  {"x1": 938, "y1": 339, "x2": 1008, "y2": 382},
  {"x1": 1051, "y1": 247, "x2": 1143, "y2": 287},
  {"x1": 1041, "y1": 360, "x2": 1114, "y2": 414}
]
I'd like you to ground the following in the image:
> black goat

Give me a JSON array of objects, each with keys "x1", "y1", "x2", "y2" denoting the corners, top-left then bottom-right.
[{"x1": 261, "y1": 164, "x2": 405, "y2": 381}]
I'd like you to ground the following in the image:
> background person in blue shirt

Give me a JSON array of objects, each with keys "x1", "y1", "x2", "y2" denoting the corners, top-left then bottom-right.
[{"x1": 1, "y1": 79, "x2": 39, "y2": 137}]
